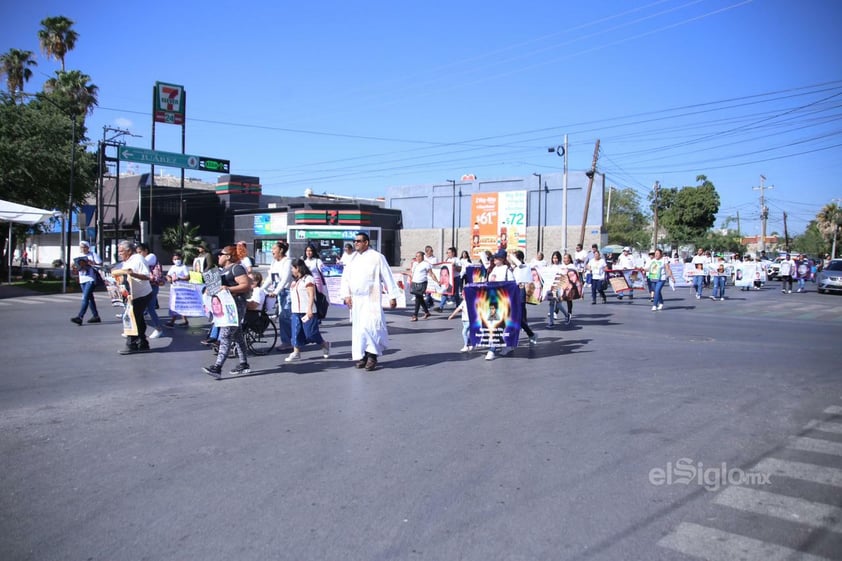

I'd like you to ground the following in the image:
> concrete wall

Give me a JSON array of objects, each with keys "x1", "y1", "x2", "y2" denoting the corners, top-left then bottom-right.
[{"x1": 397, "y1": 226, "x2": 607, "y2": 267}]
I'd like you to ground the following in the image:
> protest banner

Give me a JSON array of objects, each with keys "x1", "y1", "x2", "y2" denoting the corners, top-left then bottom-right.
[
  {"x1": 169, "y1": 282, "x2": 207, "y2": 317},
  {"x1": 464, "y1": 281, "x2": 522, "y2": 349}
]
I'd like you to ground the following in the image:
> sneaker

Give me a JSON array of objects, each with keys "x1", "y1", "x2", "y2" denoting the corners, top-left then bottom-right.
[
  {"x1": 565, "y1": 315, "x2": 572, "y2": 325},
  {"x1": 781, "y1": 289, "x2": 786, "y2": 293},
  {"x1": 322, "y1": 341, "x2": 331, "y2": 358},
  {"x1": 651, "y1": 305, "x2": 657, "y2": 311},
  {"x1": 618, "y1": 295, "x2": 623, "y2": 300},
  {"x1": 529, "y1": 336, "x2": 538, "y2": 346},
  {"x1": 695, "y1": 294, "x2": 701, "y2": 300},
  {"x1": 485, "y1": 351, "x2": 496, "y2": 361},
  {"x1": 203, "y1": 364, "x2": 222, "y2": 379},
  {"x1": 229, "y1": 363, "x2": 251, "y2": 375},
  {"x1": 499, "y1": 347, "x2": 513, "y2": 356},
  {"x1": 657, "y1": 304, "x2": 663, "y2": 310},
  {"x1": 87, "y1": 316, "x2": 101, "y2": 324},
  {"x1": 720, "y1": 298, "x2": 725, "y2": 301},
  {"x1": 709, "y1": 295, "x2": 717, "y2": 301},
  {"x1": 787, "y1": 290, "x2": 792, "y2": 294},
  {"x1": 796, "y1": 288, "x2": 803, "y2": 293},
  {"x1": 119, "y1": 344, "x2": 149, "y2": 355},
  {"x1": 459, "y1": 345, "x2": 471, "y2": 352},
  {"x1": 70, "y1": 317, "x2": 83, "y2": 325},
  {"x1": 149, "y1": 329, "x2": 163, "y2": 339},
  {"x1": 284, "y1": 352, "x2": 301, "y2": 362},
  {"x1": 553, "y1": 313, "x2": 559, "y2": 320},
  {"x1": 200, "y1": 338, "x2": 217, "y2": 346}
]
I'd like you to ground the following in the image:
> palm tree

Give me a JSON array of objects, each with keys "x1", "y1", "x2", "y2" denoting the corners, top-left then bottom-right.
[
  {"x1": 816, "y1": 202, "x2": 841, "y2": 256},
  {"x1": 38, "y1": 16, "x2": 78, "y2": 71},
  {"x1": 0, "y1": 48, "x2": 37, "y2": 99},
  {"x1": 43, "y1": 70, "x2": 98, "y2": 118}
]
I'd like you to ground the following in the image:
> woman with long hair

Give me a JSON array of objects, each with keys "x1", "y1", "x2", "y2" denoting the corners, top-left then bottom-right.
[
  {"x1": 285, "y1": 259, "x2": 331, "y2": 361},
  {"x1": 203, "y1": 244, "x2": 252, "y2": 379},
  {"x1": 646, "y1": 248, "x2": 675, "y2": 311}
]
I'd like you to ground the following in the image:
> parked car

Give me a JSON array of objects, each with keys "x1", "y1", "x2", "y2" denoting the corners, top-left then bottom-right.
[{"x1": 817, "y1": 259, "x2": 842, "y2": 294}]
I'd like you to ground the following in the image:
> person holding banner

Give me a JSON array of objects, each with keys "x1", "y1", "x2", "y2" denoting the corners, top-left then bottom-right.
[
  {"x1": 485, "y1": 250, "x2": 517, "y2": 360},
  {"x1": 111, "y1": 241, "x2": 153, "y2": 354},
  {"x1": 587, "y1": 249, "x2": 608, "y2": 305},
  {"x1": 202, "y1": 246, "x2": 252, "y2": 379},
  {"x1": 164, "y1": 251, "x2": 191, "y2": 328},
  {"x1": 409, "y1": 251, "x2": 438, "y2": 321},
  {"x1": 340, "y1": 232, "x2": 400, "y2": 371}
]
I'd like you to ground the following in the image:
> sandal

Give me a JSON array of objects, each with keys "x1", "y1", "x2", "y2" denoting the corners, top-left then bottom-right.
[{"x1": 410, "y1": 316, "x2": 418, "y2": 322}]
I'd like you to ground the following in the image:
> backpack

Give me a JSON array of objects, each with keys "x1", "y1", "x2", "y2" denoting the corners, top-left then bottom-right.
[{"x1": 315, "y1": 290, "x2": 329, "y2": 320}]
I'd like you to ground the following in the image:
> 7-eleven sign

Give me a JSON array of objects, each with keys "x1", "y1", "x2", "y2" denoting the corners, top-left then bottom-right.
[{"x1": 153, "y1": 82, "x2": 186, "y2": 125}]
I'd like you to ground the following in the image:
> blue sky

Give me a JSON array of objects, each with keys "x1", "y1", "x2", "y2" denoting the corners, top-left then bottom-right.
[{"x1": 2, "y1": 0, "x2": 841, "y2": 239}]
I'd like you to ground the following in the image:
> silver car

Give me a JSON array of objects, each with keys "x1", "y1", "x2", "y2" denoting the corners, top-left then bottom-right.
[{"x1": 817, "y1": 259, "x2": 842, "y2": 294}]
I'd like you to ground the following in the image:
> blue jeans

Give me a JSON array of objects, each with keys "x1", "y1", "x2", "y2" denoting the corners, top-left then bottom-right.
[
  {"x1": 693, "y1": 275, "x2": 704, "y2": 297},
  {"x1": 797, "y1": 278, "x2": 806, "y2": 291},
  {"x1": 651, "y1": 279, "x2": 666, "y2": 307},
  {"x1": 291, "y1": 313, "x2": 324, "y2": 348},
  {"x1": 277, "y1": 289, "x2": 292, "y2": 346},
  {"x1": 145, "y1": 284, "x2": 162, "y2": 329},
  {"x1": 713, "y1": 276, "x2": 726, "y2": 299},
  {"x1": 461, "y1": 320, "x2": 470, "y2": 347},
  {"x1": 77, "y1": 280, "x2": 99, "y2": 319}
]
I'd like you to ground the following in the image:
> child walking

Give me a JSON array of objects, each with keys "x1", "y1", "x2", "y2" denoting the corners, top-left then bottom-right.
[{"x1": 447, "y1": 289, "x2": 473, "y2": 352}]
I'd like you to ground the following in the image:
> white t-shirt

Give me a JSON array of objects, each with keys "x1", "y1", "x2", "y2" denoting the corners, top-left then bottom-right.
[
  {"x1": 123, "y1": 253, "x2": 152, "y2": 298},
  {"x1": 588, "y1": 258, "x2": 607, "y2": 280},
  {"x1": 167, "y1": 263, "x2": 190, "y2": 282},
  {"x1": 616, "y1": 253, "x2": 635, "y2": 270},
  {"x1": 411, "y1": 260, "x2": 433, "y2": 283},
  {"x1": 247, "y1": 285, "x2": 267, "y2": 311}
]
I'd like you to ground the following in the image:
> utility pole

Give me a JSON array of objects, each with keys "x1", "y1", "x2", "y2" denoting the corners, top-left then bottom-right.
[
  {"x1": 606, "y1": 186, "x2": 614, "y2": 223},
  {"x1": 753, "y1": 175, "x2": 772, "y2": 253},
  {"x1": 533, "y1": 173, "x2": 542, "y2": 253},
  {"x1": 447, "y1": 179, "x2": 457, "y2": 250},
  {"x1": 736, "y1": 211, "x2": 741, "y2": 237},
  {"x1": 783, "y1": 212, "x2": 790, "y2": 252},
  {"x1": 652, "y1": 181, "x2": 660, "y2": 250},
  {"x1": 832, "y1": 198, "x2": 841, "y2": 259},
  {"x1": 578, "y1": 139, "x2": 600, "y2": 247}
]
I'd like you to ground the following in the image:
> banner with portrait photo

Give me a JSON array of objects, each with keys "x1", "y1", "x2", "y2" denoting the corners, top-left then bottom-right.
[
  {"x1": 424, "y1": 262, "x2": 455, "y2": 302},
  {"x1": 734, "y1": 263, "x2": 754, "y2": 288},
  {"x1": 668, "y1": 262, "x2": 693, "y2": 287},
  {"x1": 606, "y1": 269, "x2": 632, "y2": 294},
  {"x1": 208, "y1": 289, "x2": 240, "y2": 327},
  {"x1": 524, "y1": 266, "x2": 545, "y2": 304},
  {"x1": 464, "y1": 281, "x2": 522, "y2": 349},
  {"x1": 623, "y1": 269, "x2": 648, "y2": 292},
  {"x1": 464, "y1": 264, "x2": 487, "y2": 285},
  {"x1": 121, "y1": 296, "x2": 138, "y2": 336}
]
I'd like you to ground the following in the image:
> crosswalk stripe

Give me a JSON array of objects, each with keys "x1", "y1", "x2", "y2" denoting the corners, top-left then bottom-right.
[
  {"x1": 824, "y1": 405, "x2": 842, "y2": 415},
  {"x1": 804, "y1": 420, "x2": 842, "y2": 434},
  {"x1": 788, "y1": 436, "x2": 842, "y2": 457},
  {"x1": 0, "y1": 301, "x2": 10, "y2": 306},
  {"x1": 753, "y1": 457, "x2": 842, "y2": 488},
  {"x1": 16, "y1": 298, "x2": 55, "y2": 304},
  {"x1": 714, "y1": 486, "x2": 842, "y2": 533},
  {"x1": 658, "y1": 522, "x2": 832, "y2": 561}
]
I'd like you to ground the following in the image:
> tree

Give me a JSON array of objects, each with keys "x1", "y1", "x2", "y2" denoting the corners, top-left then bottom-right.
[
  {"x1": 791, "y1": 220, "x2": 827, "y2": 257},
  {"x1": 161, "y1": 222, "x2": 203, "y2": 263},
  {"x1": 0, "y1": 94, "x2": 97, "y2": 212},
  {"x1": 43, "y1": 70, "x2": 98, "y2": 119},
  {"x1": 815, "y1": 202, "x2": 841, "y2": 255},
  {"x1": 656, "y1": 175, "x2": 720, "y2": 246},
  {"x1": 0, "y1": 49, "x2": 37, "y2": 100},
  {"x1": 605, "y1": 187, "x2": 651, "y2": 250},
  {"x1": 38, "y1": 16, "x2": 78, "y2": 71}
]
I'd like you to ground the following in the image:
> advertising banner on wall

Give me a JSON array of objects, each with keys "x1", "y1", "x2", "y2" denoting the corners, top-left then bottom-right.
[{"x1": 470, "y1": 191, "x2": 527, "y2": 260}]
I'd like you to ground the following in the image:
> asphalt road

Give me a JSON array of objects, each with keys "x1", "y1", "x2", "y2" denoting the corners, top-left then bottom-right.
[{"x1": 1, "y1": 281, "x2": 840, "y2": 561}]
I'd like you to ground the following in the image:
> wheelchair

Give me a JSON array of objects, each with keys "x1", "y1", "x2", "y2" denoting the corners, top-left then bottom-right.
[{"x1": 212, "y1": 309, "x2": 277, "y2": 357}]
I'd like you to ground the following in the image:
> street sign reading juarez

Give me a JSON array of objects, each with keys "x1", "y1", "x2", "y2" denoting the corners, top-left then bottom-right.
[{"x1": 118, "y1": 147, "x2": 229, "y2": 173}]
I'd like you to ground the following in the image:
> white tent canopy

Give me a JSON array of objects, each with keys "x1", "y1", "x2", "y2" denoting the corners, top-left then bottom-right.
[
  {"x1": 0, "y1": 199, "x2": 55, "y2": 226},
  {"x1": 0, "y1": 198, "x2": 57, "y2": 283}
]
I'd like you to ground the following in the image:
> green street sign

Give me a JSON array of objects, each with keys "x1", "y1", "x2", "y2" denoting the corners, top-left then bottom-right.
[
  {"x1": 118, "y1": 147, "x2": 229, "y2": 173},
  {"x1": 119, "y1": 147, "x2": 198, "y2": 169}
]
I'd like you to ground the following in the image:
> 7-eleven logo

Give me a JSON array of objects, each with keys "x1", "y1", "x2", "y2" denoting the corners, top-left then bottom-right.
[{"x1": 157, "y1": 84, "x2": 183, "y2": 112}]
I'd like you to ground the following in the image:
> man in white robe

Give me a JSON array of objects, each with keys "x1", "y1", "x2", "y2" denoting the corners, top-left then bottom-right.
[{"x1": 340, "y1": 232, "x2": 399, "y2": 371}]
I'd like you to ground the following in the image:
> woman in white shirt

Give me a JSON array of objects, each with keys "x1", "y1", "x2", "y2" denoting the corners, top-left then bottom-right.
[
  {"x1": 588, "y1": 249, "x2": 607, "y2": 304},
  {"x1": 409, "y1": 251, "x2": 438, "y2": 321},
  {"x1": 303, "y1": 244, "x2": 326, "y2": 293},
  {"x1": 262, "y1": 241, "x2": 293, "y2": 350},
  {"x1": 285, "y1": 259, "x2": 330, "y2": 361}
]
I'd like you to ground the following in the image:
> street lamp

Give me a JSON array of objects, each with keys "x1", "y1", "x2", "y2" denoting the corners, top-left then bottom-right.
[
  {"x1": 548, "y1": 135, "x2": 568, "y2": 253},
  {"x1": 533, "y1": 173, "x2": 541, "y2": 253},
  {"x1": 447, "y1": 179, "x2": 457, "y2": 249}
]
